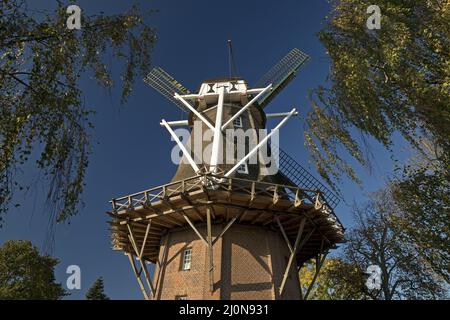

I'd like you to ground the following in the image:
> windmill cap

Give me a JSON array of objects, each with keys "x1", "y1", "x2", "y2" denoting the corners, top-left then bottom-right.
[{"x1": 201, "y1": 76, "x2": 245, "y2": 83}]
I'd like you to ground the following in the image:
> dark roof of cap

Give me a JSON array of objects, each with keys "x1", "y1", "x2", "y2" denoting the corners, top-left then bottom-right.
[{"x1": 201, "y1": 76, "x2": 245, "y2": 83}]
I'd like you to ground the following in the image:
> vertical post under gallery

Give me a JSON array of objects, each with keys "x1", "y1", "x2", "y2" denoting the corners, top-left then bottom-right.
[{"x1": 207, "y1": 207, "x2": 214, "y2": 293}]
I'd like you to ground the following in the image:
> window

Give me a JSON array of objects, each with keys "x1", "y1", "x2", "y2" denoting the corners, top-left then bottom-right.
[
  {"x1": 233, "y1": 116, "x2": 243, "y2": 128},
  {"x1": 237, "y1": 163, "x2": 249, "y2": 174},
  {"x1": 182, "y1": 248, "x2": 192, "y2": 270},
  {"x1": 176, "y1": 295, "x2": 188, "y2": 300}
]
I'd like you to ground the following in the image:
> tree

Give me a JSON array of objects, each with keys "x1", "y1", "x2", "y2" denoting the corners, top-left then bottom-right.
[
  {"x1": 305, "y1": 0, "x2": 450, "y2": 188},
  {"x1": 301, "y1": 189, "x2": 447, "y2": 300},
  {"x1": 0, "y1": 240, "x2": 67, "y2": 299},
  {"x1": 299, "y1": 258, "x2": 366, "y2": 300},
  {"x1": 0, "y1": 0, "x2": 156, "y2": 226},
  {"x1": 391, "y1": 138, "x2": 450, "y2": 283},
  {"x1": 304, "y1": 0, "x2": 449, "y2": 293},
  {"x1": 339, "y1": 190, "x2": 446, "y2": 300},
  {"x1": 86, "y1": 277, "x2": 109, "y2": 300}
]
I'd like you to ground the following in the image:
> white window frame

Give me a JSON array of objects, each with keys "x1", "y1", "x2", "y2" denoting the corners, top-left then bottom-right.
[
  {"x1": 237, "y1": 163, "x2": 249, "y2": 174},
  {"x1": 182, "y1": 248, "x2": 192, "y2": 271},
  {"x1": 232, "y1": 116, "x2": 243, "y2": 128}
]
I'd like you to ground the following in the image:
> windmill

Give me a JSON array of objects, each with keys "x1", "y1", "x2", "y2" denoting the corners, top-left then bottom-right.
[{"x1": 108, "y1": 47, "x2": 345, "y2": 300}]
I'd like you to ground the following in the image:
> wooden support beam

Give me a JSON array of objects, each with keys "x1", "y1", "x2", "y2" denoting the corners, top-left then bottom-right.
[
  {"x1": 113, "y1": 221, "x2": 162, "y2": 232},
  {"x1": 139, "y1": 221, "x2": 151, "y2": 260},
  {"x1": 154, "y1": 234, "x2": 170, "y2": 299},
  {"x1": 250, "y1": 182, "x2": 256, "y2": 204},
  {"x1": 282, "y1": 214, "x2": 307, "y2": 227},
  {"x1": 250, "y1": 211, "x2": 265, "y2": 224},
  {"x1": 114, "y1": 234, "x2": 160, "y2": 243},
  {"x1": 304, "y1": 250, "x2": 329, "y2": 300},
  {"x1": 139, "y1": 259, "x2": 156, "y2": 296},
  {"x1": 127, "y1": 224, "x2": 141, "y2": 258},
  {"x1": 226, "y1": 178, "x2": 233, "y2": 201},
  {"x1": 239, "y1": 182, "x2": 256, "y2": 222},
  {"x1": 209, "y1": 205, "x2": 217, "y2": 220},
  {"x1": 115, "y1": 232, "x2": 160, "y2": 240},
  {"x1": 163, "y1": 215, "x2": 185, "y2": 227},
  {"x1": 150, "y1": 219, "x2": 175, "y2": 229},
  {"x1": 144, "y1": 199, "x2": 183, "y2": 226},
  {"x1": 212, "y1": 212, "x2": 241, "y2": 246},
  {"x1": 294, "y1": 189, "x2": 303, "y2": 208},
  {"x1": 127, "y1": 223, "x2": 156, "y2": 297},
  {"x1": 299, "y1": 269, "x2": 304, "y2": 300},
  {"x1": 280, "y1": 211, "x2": 333, "y2": 248},
  {"x1": 126, "y1": 253, "x2": 150, "y2": 300},
  {"x1": 224, "y1": 207, "x2": 229, "y2": 222},
  {"x1": 206, "y1": 208, "x2": 214, "y2": 293},
  {"x1": 239, "y1": 210, "x2": 249, "y2": 222},
  {"x1": 276, "y1": 216, "x2": 293, "y2": 254},
  {"x1": 279, "y1": 220, "x2": 317, "y2": 296},
  {"x1": 180, "y1": 194, "x2": 205, "y2": 222},
  {"x1": 252, "y1": 201, "x2": 277, "y2": 224},
  {"x1": 297, "y1": 228, "x2": 317, "y2": 253},
  {"x1": 314, "y1": 193, "x2": 323, "y2": 210},
  {"x1": 272, "y1": 186, "x2": 280, "y2": 205},
  {"x1": 182, "y1": 213, "x2": 207, "y2": 245},
  {"x1": 279, "y1": 218, "x2": 306, "y2": 296}
]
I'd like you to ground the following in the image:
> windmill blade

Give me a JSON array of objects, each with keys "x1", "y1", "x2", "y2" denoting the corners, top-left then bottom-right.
[
  {"x1": 269, "y1": 141, "x2": 341, "y2": 209},
  {"x1": 144, "y1": 67, "x2": 192, "y2": 113},
  {"x1": 254, "y1": 48, "x2": 310, "y2": 109}
]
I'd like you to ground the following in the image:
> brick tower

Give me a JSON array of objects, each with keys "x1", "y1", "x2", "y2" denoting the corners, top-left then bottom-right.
[{"x1": 108, "y1": 48, "x2": 345, "y2": 300}]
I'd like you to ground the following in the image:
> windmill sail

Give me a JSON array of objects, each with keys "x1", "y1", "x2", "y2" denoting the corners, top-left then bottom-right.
[
  {"x1": 269, "y1": 141, "x2": 341, "y2": 209},
  {"x1": 255, "y1": 48, "x2": 310, "y2": 108},
  {"x1": 144, "y1": 67, "x2": 192, "y2": 113}
]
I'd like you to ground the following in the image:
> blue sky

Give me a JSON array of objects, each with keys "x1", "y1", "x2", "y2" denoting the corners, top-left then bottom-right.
[{"x1": 0, "y1": 0, "x2": 403, "y2": 299}]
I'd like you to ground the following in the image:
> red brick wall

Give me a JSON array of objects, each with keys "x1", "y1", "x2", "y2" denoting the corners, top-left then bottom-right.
[{"x1": 152, "y1": 224, "x2": 300, "y2": 300}]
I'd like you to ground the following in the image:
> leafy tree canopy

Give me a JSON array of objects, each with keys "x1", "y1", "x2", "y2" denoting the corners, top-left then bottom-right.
[
  {"x1": 0, "y1": 0, "x2": 156, "y2": 225},
  {"x1": 306, "y1": 0, "x2": 449, "y2": 188},
  {"x1": 391, "y1": 139, "x2": 450, "y2": 283},
  {"x1": 299, "y1": 258, "x2": 366, "y2": 300},
  {"x1": 305, "y1": 0, "x2": 449, "y2": 296},
  {"x1": 0, "y1": 240, "x2": 67, "y2": 299}
]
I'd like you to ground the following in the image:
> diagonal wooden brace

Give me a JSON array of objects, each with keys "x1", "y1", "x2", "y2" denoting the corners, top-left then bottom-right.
[
  {"x1": 126, "y1": 252, "x2": 150, "y2": 300},
  {"x1": 279, "y1": 219, "x2": 316, "y2": 296},
  {"x1": 126, "y1": 223, "x2": 156, "y2": 297},
  {"x1": 182, "y1": 213, "x2": 208, "y2": 245},
  {"x1": 304, "y1": 240, "x2": 329, "y2": 300},
  {"x1": 276, "y1": 216, "x2": 294, "y2": 254}
]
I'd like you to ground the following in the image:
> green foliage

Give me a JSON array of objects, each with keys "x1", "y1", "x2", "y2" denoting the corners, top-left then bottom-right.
[
  {"x1": 86, "y1": 277, "x2": 109, "y2": 300},
  {"x1": 0, "y1": 0, "x2": 157, "y2": 225},
  {"x1": 391, "y1": 139, "x2": 450, "y2": 283},
  {"x1": 300, "y1": 188, "x2": 447, "y2": 300},
  {"x1": 0, "y1": 240, "x2": 67, "y2": 299},
  {"x1": 304, "y1": 0, "x2": 449, "y2": 296},
  {"x1": 299, "y1": 258, "x2": 366, "y2": 300},
  {"x1": 392, "y1": 173, "x2": 449, "y2": 283},
  {"x1": 305, "y1": 0, "x2": 450, "y2": 188}
]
